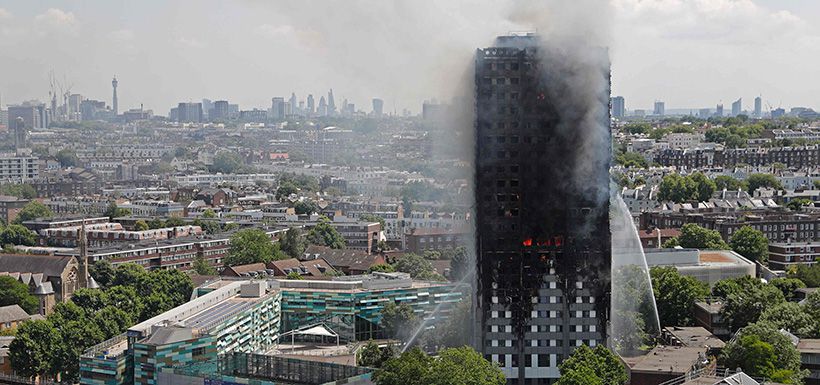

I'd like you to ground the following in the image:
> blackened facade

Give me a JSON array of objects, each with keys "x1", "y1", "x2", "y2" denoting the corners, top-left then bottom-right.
[{"x1": 474, "y1": 35, "x2": 611, "y2": 384}]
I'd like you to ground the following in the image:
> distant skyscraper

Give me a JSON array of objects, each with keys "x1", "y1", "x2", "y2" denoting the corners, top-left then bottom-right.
[
  {"x1": 307, "y1": 94, "x2": 315, "y2": 115},
  {"x1": 372, "y1": 98, "x2": 384, "y2": 117},
  {"x1": 12, "y1": 117, "x2": 27, "y2": 151},
  {"x1": 289, "y1": 93, "x2": 298, "y2": 116},
  {"x1": 475, "y1": 34, "x2": 611, "y2": 384},
  {"x1": 8, "y1": 104, "x2": 46, "y2": 129},
  {"x1": 112, "y1": 77, "x2": 118, "y2": 116},
  {"x1": 176, "y1": 102, "x2": 203, "y2": 123},
  {"x1": 211, "y1": 100, "x2": 230, "y2": 121},
  {"x1": 754, "y1": 96, "x2": 762, "y2": 118},
  {"x1": 202, "y1": 99, "x2": 213, "y2": 120},
  {"x1": 653, "y1": 100, "x2": 665, "y2": 116},
  {"x1": 731, "y1": 98, "x2": 742, "y2": 116},
  {"x1": 318, "y1": 96, "x2": 327, "y2": 116},
  {"x1": 772, "y1": 108, "x2": 786, "y2": 119},
  {"x1": 715, "y1": 103, "x2": 724, "y2": 117},
  {"x1": 271, "y1": 97, "x2": 285, "y2": 120},
  {"x1": 327, "y1": 89, "x2": 336, "y2": 115},
  {"x1": 611, "y1": 96, "x2": 625, "y2": 118}
]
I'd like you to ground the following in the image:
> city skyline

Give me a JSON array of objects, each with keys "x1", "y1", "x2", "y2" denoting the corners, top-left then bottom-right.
[{"x1": 0, "y1": 0, "x2": 819, "y2": 114}]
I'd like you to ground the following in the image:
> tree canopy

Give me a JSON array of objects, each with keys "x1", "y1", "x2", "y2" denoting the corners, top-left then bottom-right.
[
  {"x1": 676, "y1": 223, "x2": 729, "y2": 249},
  {"x1": 658, "y1": 173, "x2": 715, "y2": 203},
  {"x1": 650, "y1": 267, "x2": 709, "y2": 327},
  {"x1": 374, "y1": 346, "x2": 504, "y2": 385},
  {"x1": 0, "y1": 184, "x2": 36, "y2": 199},
  {"x1": 103, "y1": 202, "x2": 131, "y2": 219},
  {"x1": 280, "y1": 227, "x2": 307, "y2": 258},
  {"x1": 729, "y1": 226, "x2": 768, "y2": 263},
  {"x1": 0, "y1": 276, "x2": 38, "y2": 314},
  {"x1": 13, "y1": 201, "x2": 53, "y2": 224},
  {"x1": 307, "y1": 217, "x2": 346, "y2": 249},
  {"x1": 558, "y1": 344, "x2": 627, "y2": 385},
  {"x1": 745, "y1": 173, "x2": 782, "y2": 194},
  {"x1": 720, "y1": 322, "x2": 807, "y2": 384},
  {"x1": 225, "y1": 228, "x2": 286, "y2": 266}
]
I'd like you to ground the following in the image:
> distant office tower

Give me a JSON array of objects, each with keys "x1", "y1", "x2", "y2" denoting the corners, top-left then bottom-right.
[
  {"x1": 754, "y1": 97, "x2": 762, "y2": 118},
  {"x1": 654, "y1": 100, "x2": 665, "y2": 116},
  {"x1": 299, "y1": 101, "x2": 305, "y2": 113},
  {"x1": 80, "y1": 100, "x2": 105, "y2": 121},
  {"x1": 307, "y1": 94, "x2": 315, "y2": 115},
  {"x1": 772, "y1": 108, "x2": 786, "y2": 119},
  {"x1": 228, "y1": 104, "x2": 239, "y2": 119},
  {"x1": 715, "y1": 104, "x2": 724, "y2": 117},
  {"x1": 475, "y1": 34, "x2": 611, "y2": 384},
  {"x1": 611, "y1": 96, "x2": 625, "y2": 118},
  {"x1": 8, "y1": 103, "x2": 48, "y2": 129},
  {"x1": 211, "y1": 100, "x2": 230, "y2": 121},
  {"x1": 327, "y1": 89, "x2": 336, "y2": 115},
  {"x1": 12, "y1": 117, "x2": 27, "y2": 150},
  {"x1": 68, "y1": 94, "x2": 83, "y2": 121},
  {"x1": 731, "y1": 98, "x2": 742, "y2": 116},
  {"x1": 318, "y1": 96, "x2": 327, "y2": 116},
  {"x1": 112, "y1": 77, "x2": 118, "y2": 116},
  {"x1": 372, "y1": 98, "x2": 384, "y2": 117},
  {"x1": 202, "y1": 99, "x2": 213, "y2": 120},
  {"x1": 176, "y1": 102, "x2": 203, "y2": 123},
  {"x1": 289, "y1": 93, "x2": 298, "y2": 116},
  {"x1": 271, "y1": 97, "x2": 285, "y2": 120}
]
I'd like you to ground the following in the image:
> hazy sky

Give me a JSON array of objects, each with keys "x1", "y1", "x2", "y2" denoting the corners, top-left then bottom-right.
[{"x1": 0, "y1": 0, "x2": 818, "y2": 115}]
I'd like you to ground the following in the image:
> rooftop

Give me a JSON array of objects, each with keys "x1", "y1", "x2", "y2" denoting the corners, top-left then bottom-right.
[{"x1": 627, "y1": 345, "x2": 708, "y2": 374}]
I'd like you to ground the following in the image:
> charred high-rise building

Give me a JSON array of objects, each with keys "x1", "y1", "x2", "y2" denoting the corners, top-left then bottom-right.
[{"x1": 474, "y1": 34, "x2": 611, "y2": 384}]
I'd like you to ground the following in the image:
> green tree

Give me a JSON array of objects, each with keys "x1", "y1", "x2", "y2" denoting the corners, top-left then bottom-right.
[
  {"x1": 758, "y1": 302, "x2": 817, "y2": 338},
  {"x1": 714, "y1": 175, "x2": 746, "y2": 191},
  {"x1": 90, "y1": 259, "x2": 116, "y2": 288},
  {"x1": 112, "y1": 263, "x2": 148, "y2": 287},
  {"x1": 381, "y1": 302, "x2": 418, "y2": 340},
  {"x1": 556, "y1": 366, "x2": 603, "y2": 385},
  {"x1": 55, "y1": 148, "x2": 80, "y2": 167},
  {"x1": 689, "y1": 172, "x2": 716, "y2": 201},
  {"x1": 13, "y1": 201, "x2": 53, "y2": 224},
  {"x1": 147, "y1": 218, "x2": 165, "y2": 229},
  {"x1": 0, "y1": 224, "x2": 37, "y2": 246},
  {"x1": 789, "y1": 264, "x2": 820, "y2": 287},
  {"x1": 720, "y1": 322, "x2": 806, "y2": 384},
  {"x1": 650, "y1": 267, "x2": 709, "y2": 327},
  {"x1": 769, "y1": 277, "x2": 806, "y2": 301},
  {"x1": 358, "y1": 340, "x2": 396, "y2": 368},
  {"x1": 275, "y1": 181, "x2": 298, "y2": 202},
  {"x1": 193, "y1": 254, "x2": 217, "y2": 275},
  {"x1": 624, "y1": 122, "x2": 651, "y2": 135},
  {"x1": 0, "y1": 184, "x2": 37, "y2": 199},
  {"x1": 9, "y1": 320, "x2": 60, "y2": 379},
  {"x1": 307, "y1": 217, "x2": 346, "y2": 249},
  {"x1": 658, "y1": 174, "x2": 692, "y2": 203},
  {"x1": 359, "y1": 214, "x2": 386, "y2": 229},
  {"x1": 678, "y1": 223, "x2": 729, "y2": 249},
  {"x1": 280, "y1": 227, "x2": 307, "y2": 258},
  {"x1": 294, "y1": 200, "x2": 319, "y2": 215},
  {"x1": 558, "y1": 344, "x2": 627, "y2": 385},
  {"x1": 93, "y1": 306, "x2": 133, "y2": 340},
  {"x1": 745, "y1": 173, "x2": 782, "y2": 194},
  {"x1": 165, "y1": 216, "x2": 185, "y2": 227},
  {"x1": 103, "y1": 202, "x2": 131, "y2": 219},
  {"x1": 285, "y1": 271, "x2": 304, "y2": 280},
  {"x1": 729, "y1": 226, "x2": 768, "y2": 263},
  {"x1": 392, "y1": 253, "x2": 436, "y2": 278},
  {"x1": 368, "y1": 264, "x2": 396, "y2": 273},
  {"x1": 0, "y1": 276, "x2": 38, "y2": 314},
  {"x1": 615, "y1": 152, "x2": 648, "y2": 168},
  {"x1": 70, "y1": 288, "x2": 109, "y2": 313},
  {"x1": 134, "y1": 220, "x2": 149, "y2": 231},
  {"x1": 209, "y1": 151, "x2": 243, "y2": 173},
  {"x1": 787, "y1": 198, "x2": 813, "y2": 211},
  {"x1": 201, "y1": 208, "x2": 217, "y2": 219},
  {"x1": 721, "y1": 283, "x2": 785, "y2": 332},
  {"x1": 375, "y1": 346, "x2": 504, "y2": 385},
  {"x1": 661, "y1": 237, "x2": 680, "y2": 248},
  {"x1": 225, "y1": 229, "x2": 282, "y2": 266}
]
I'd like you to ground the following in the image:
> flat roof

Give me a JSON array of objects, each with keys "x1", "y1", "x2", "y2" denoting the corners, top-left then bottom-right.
[
  {"x1": 628, "y1": 346, "x2": 707, "y2": 374},
  {"x1": 664, "y1": 327, "x2": 725, "y2": 349}
]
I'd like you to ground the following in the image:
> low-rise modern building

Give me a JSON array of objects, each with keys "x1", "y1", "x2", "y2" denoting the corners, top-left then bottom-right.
[
  {"x1": 693, "y1": 300, "x2": 729, "y2": 339},
  {"x1": 80, "y1": 273, "x2": 465, "y2": 385},
  {"x1": 0, "y1": 156, "x2": 41, "y2": 182},
  {"x1": 798, "y1": 339, "x2": 820, "y2": 385},
  {"x1": 644, "y1": 248, "x2": 755, "y2": 287},
  {"x1": 404, "y1": 227, "x2": 469, "y2": 253}
]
